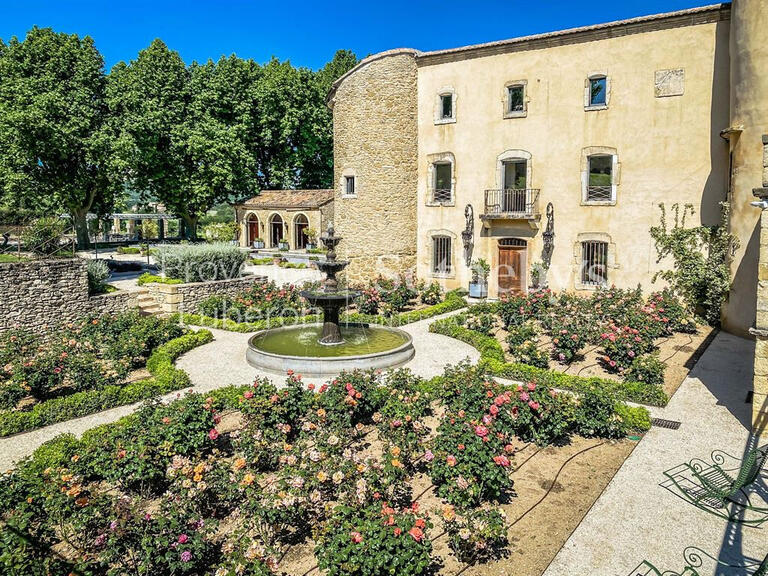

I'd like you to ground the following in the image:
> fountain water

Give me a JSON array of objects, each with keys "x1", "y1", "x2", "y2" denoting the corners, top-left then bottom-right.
[{"x1": 246, "y1": 223, "x2": 415, "y2": 376}]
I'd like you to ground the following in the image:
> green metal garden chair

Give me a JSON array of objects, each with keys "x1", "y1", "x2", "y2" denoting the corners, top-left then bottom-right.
[
  {"x1": 661, "y1": 443, "x2": 768, "y2": 525},
  {"x1": 632, "y1": 547, "x2": 767, "y2": 576}
]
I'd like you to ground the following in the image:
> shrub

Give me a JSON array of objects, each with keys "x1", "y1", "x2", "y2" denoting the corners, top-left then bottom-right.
[
  {"x1": 418, "y1": 281, "x2": 443, "y2": 305},
  {"x1": 443, "y1": 506, "x2": 508, "y2": 565},
  {"x1": 86, "y1": 259, "x2": 111, "y2": 294},
  {"x1": 429, "y1": 410, "x2": 513, "y2": 507},
  {"x1": 463, "y1": 308, "x2": 497, "y2": 336},
  {"x1": 571, "y1": 384, "x2": 626, "y2": 439},
  {"x1": 500, "y1": 382, "x2": 574, "y2": 446},
  {"x1": 497, "y1": 293, "x2": 535, "y2": 329},
  {"x1": 116, "y1": 246, "x2": 141, "y2": 255},
  {"x1": 376, "y1": 275, "x2": 418, "y2": 312},
  {"x1": 137, "y1": 272, "x2": 184, "y2": 285},
  {"x1": 315, "y1": 503, "x2": 433, "y2": 576},
  {"x1": 21, "y1": 217, "x2": 66, "y2": 256},
  {"x1": 203, "y1": 221, "x2": 238, "y2": 243},
  {"x1": 549, "y1": 320, "x2": 586, "y2": 364},
  {"x1": 197, "y1": 281, "x2": 305, "y2": 322},
  {"x1": 513, "y1": 341, "x2": 550, "y2": 369},
  {"x1": 600, "y1": 324, "x2": 657, "y2": 372},
  {"x1": 645, "y1": 289, "x2": 697, "y2": 334},
  {"x1": 156, "y1": 243, "x2": 247, "y2": 283},
  {"x1": 355, "y1": 286, "x2": 381, "y2": 315},
  {"x1": 506, "y1": 322, "x2": 538, "y2": 350},
  {"x1": 624, "y1": 354, "x2": 666, "y2": 388}
]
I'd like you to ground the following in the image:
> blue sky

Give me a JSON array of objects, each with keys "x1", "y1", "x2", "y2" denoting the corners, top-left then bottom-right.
[{"x1": 0, "y1": 1, "x2": 720, "y2": 70}]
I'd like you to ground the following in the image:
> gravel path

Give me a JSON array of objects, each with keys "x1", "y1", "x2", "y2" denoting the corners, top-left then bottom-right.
[
  {"x1": 543, "y1": 331, "x2": 766, "y2": 576},
  {"x1": 0, "y1": 310, "x2": 476, "y2": 471}
]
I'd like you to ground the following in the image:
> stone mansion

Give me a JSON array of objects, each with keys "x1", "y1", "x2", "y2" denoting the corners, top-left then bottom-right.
[{"x1": 327, "y1": 1, "x2": 768, "y2": 337}]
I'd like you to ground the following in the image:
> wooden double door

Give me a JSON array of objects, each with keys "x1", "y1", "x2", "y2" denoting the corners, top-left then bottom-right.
[{"x1": 498, "y1": 238, "x2": 526, "y2": 294}]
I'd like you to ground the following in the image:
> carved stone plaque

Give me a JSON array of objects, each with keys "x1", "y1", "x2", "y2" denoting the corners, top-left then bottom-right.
[{"x1": 655, "y1": 69, "x2": 684, "y2": 98}]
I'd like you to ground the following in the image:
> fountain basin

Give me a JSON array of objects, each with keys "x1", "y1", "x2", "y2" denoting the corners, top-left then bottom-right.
[{"x1": 246, "y1": 323, "x2": 415, "y2": 377}]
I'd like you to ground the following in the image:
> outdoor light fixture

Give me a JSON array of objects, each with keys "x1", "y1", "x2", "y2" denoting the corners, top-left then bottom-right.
[{"x1": 461, "y1": 204, "x2": 474, "y2": 266}]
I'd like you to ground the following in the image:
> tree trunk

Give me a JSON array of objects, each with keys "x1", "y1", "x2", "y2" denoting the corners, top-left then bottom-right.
[
  {"x1": 181, "y1": 213, "x2": 199, "y2": 240},
  {"x1": 73, "y1": 209, "x2": 90, "y2": 250}
]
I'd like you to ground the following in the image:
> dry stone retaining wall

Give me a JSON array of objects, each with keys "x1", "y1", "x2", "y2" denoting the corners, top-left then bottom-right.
[
  {"x1": 0, "y1": 259, "x2": 139, "y2": 333},
  {"x1": 145, "y1": 274, "x2": 266, "y2": 314}
]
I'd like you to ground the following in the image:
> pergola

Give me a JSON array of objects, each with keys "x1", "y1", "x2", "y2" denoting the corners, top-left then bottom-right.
[{"x1": 85, "y1": 212, "x2": 180, "y2": 241}]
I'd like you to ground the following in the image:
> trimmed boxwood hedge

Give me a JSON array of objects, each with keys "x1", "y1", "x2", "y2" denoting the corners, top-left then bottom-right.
[
  {"x1": 180, "y1": 290, "x2": 468, "y2": 332},
  {"x1": 429, "y1": 316, "x2": 668, "y2": 407},
  {"x1": 0, "y1": 330, "x2": 213, "y2": 437}
]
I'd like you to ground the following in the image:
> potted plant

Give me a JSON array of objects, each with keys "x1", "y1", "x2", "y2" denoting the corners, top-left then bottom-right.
[
  {"x1": 252, "y1": 237, "x2": 265, "y2": 249},
  {"x1": 278, "y1": 239, "x2": 289, "y2": 251},
  {"x1": 531, "y1": 261, "x2": 548, "y2": 289},
  {"x1": 305, "y1": 228, "x2": 318, "y2": 250},
  {"x1": 469, "y1": 258, "x2": 490, "y2": 298}
]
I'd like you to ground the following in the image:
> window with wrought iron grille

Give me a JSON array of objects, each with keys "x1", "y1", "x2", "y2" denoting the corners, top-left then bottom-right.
[
  {"x1": 586, "y1": 155, "x2": 613, "y2": 202},
  {"x1": 432, "y1": 162, "x2": 453, "y2": 204},
  {"x1": 581, "y1": 241, "x2": 608, "y2": 286},
  {"x1": 432, "y1": 235, "x2": 452, "y2": 275}
]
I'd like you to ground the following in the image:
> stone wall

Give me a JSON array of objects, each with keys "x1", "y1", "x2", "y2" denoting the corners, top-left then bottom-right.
[
  {"x1": 0, "y1": 259, "x2": 139, "y2": 333},
  {"x1": 750, "y1": 135, "x2": 768, "y2": 435},
  {"x1": 330, "y1": 51, "x2": 419, "y2": 283},
  {"x1": 145, "y1": 274, "x2": 266, "y2": 314}
]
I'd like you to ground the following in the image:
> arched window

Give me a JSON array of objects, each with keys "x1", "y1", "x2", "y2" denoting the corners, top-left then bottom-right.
[
  {"x1": 294, "y1": 214, "x2": 309, "y2": 250},
  {"x1": 269, "y1": 214, "x2": 284, "y2": 248},
  {"x1": 246, "y1": 214, "x2": 260, "y2": 246}
]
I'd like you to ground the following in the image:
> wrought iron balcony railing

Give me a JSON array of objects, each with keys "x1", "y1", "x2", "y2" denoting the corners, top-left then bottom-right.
[{"x1": 483, "y1": 188, "x2": 540, "y2": 219}]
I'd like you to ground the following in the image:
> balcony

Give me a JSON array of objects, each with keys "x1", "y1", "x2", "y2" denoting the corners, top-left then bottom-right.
[{"x1": 482, "y1": 188, "x2": 540, "y2": 220}]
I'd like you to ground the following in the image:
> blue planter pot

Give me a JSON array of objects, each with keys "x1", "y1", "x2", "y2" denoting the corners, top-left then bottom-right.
[{"x1": 469, "y1": 282, "x2": 488, "y2": 298}]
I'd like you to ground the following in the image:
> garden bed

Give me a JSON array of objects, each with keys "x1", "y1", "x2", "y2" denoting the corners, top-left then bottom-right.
[
  {"x1": 493, "y1": 323, "x2": 715, "y2": 399},
  {"x1": 0, "y1": 311, "x2": 213, "y2": 436},
  {"x1": 0, "y1": 363, "x2": 649, "y2": 575},
  {"x1": 182, "y1": 280, "x2": 467, "y2": 332},
  {"x1": 431, "y1": 287, "x2": 713, "y2": 407}
]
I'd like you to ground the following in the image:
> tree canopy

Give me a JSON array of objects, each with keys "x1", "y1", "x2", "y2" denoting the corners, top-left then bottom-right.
[
  {"x1": 0, "y1": 28, "x2": 358, "y2": 242},
  {"x1": 0, "y1": 27, "x2": 121, "y2": 246}
]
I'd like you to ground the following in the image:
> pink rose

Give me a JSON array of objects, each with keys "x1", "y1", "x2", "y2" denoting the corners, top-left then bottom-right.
[
  {"x1": 475, "y1": 425, "x2": 489, "y2": 438},
  {"x1": 208, "y1": 429, "x2": 219, "y2": 441}
]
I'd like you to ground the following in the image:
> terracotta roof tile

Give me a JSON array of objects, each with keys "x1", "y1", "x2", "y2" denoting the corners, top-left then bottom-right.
[{"x1": 236, "y1": 189, "x2": 334, "y2": 209}]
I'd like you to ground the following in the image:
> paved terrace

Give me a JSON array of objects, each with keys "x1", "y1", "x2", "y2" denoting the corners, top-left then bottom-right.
[{"x1": 543, "y1": 331, "x2": 766, "y2": 576}]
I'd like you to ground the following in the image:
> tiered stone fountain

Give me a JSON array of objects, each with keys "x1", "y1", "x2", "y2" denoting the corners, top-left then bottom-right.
[{"x1": 246, "y1": 224, "x2": 414, "y2": 376}]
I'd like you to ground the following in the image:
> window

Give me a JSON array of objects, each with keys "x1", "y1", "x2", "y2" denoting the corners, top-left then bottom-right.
[
  {"x1": 432, "y1": 162, "x2": 452, "y2": 204},
  {"x1": 581, "y1": 241, "x2": 608, "y2": 286},
  {"x1": 507, "y1": 85, "x2": 525, "y2": 114},
  {"x1": 344, "y1": 175, "x2": 356, "y2": 196},
  {"x1": 586, "y1": 155, "x2": 613, "y2": 202},
  {"x1": 440, "y1": 94, "x2": 453, "y2": 119},
  {"x1": 432, "y1": 236, "x2": 452, "y2": 275},
  {"x1": 588, "y1": 75, "x2": 607, "y2": 107}
]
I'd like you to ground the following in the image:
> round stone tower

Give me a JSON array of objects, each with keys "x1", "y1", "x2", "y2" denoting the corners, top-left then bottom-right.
[
  {"x1": 722, "y1": 0, "x2": 768, "y2": 336},
  {"x1": 327, "y1": 50, "x2": 419, "y2": 284}
]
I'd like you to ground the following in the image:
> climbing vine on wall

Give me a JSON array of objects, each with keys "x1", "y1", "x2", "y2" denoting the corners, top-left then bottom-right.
[{"x1": 650, "y1": 202, "x2": 738, "y2": 327}]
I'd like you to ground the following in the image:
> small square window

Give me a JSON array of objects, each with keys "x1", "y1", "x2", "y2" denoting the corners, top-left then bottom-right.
[
  {"x1": 344, "y1": 176, "x2": 355, "y2": 196},
  {"x1": 589, "y1": 76, "x2": 607, "y2": 107},
  {"x1": 440, "y1": 94, "x2": 453, "y2": 119},
  {"x1": 507, "y1": 85, "x2": 525, "y2": 114}
]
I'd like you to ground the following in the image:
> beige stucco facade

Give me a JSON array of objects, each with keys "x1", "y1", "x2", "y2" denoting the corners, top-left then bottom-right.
[{"x1": 415, "y1": 10, "x2": 731, "y2": 299}]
